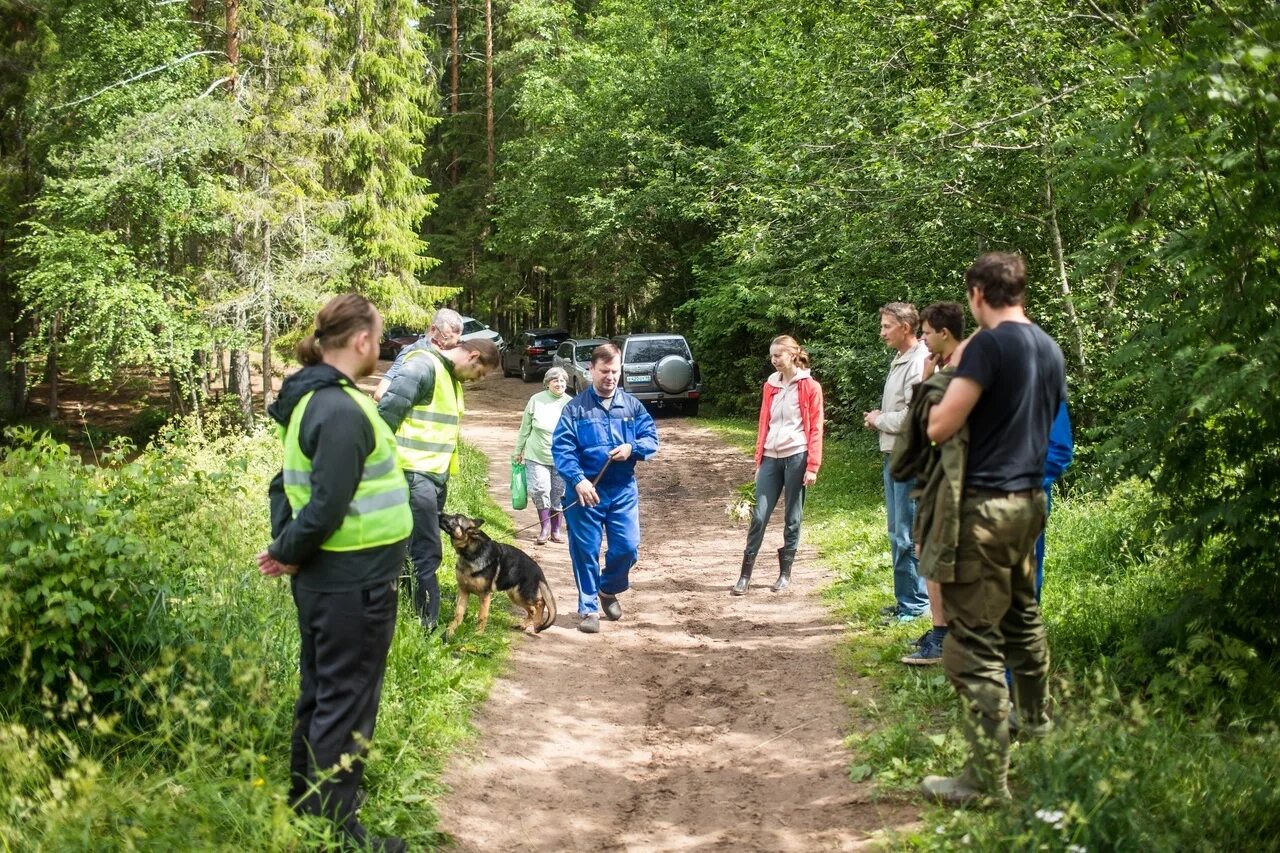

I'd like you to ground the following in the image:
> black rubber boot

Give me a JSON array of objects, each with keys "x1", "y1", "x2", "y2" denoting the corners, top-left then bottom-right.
[
  {"x1": 770, "y1": 548, "x2": 795, "y2": 592},
  {"x1": 730, "y1": 554, "x2": 755, "y2": 596}
]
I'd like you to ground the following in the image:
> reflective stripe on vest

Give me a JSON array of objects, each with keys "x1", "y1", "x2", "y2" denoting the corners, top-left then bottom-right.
[
  {"x1": 395, "y1": 348, "x2": 464, "y2": 475},
  {"x1": 281, "y1": 384, "x2": 412, "y2": 552}
]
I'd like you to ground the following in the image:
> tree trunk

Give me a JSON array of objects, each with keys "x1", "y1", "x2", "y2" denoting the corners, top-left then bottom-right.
[
  {"x1": 484, "y1": 0, "x2": 494, "y2": 182},
  {"x1": 225, "y1": 0, "x2": 239, "y2": 91},
  {"x1": 450, "y1": 0, "x2": 460, "y2": 186},
  {"x1": 262, "y1": 219, "x2": 274, "y2": 412},
  {"x1": 229, "y1": 348, "x2": 252, "y2": 429},
  {"x1": 556, "y1": 280, "x2": 569, "y2": 332},
  {"x1": 1044, "y1": 176, "x2": 1088, "y2": 375},
  {"x1": 45, "y1": 312, "x2": 60, "y2": 419}
]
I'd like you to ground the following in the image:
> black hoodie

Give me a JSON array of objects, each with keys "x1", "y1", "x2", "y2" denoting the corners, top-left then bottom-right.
[{"x1": 267, "y1": 364, "x2": 407, "y2": 592}]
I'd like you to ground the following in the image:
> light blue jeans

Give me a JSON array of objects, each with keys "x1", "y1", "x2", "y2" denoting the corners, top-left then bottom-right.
[
  {"x1": 744, "y1": 452, "x2": 808, "y2": 558},
  {"x1": 884, "y1": 454, "x2": 928, "y2": 615}
]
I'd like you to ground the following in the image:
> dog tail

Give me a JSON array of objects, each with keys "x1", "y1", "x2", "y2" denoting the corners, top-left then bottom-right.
[{"x1": 536, "y1": 578, "x2": 557, "y2": 632}]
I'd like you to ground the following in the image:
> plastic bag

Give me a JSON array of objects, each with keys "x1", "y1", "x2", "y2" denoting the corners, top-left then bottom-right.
[{"x1": 510, "y1": 459, "x2": 528, "y2": 510}]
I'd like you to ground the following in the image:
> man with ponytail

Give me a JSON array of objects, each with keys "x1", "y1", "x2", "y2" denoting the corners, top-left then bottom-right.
[
  {"x1": 377, "y1": 330, "x2": 500, "y2": 632},
  {"x1": 259, "y1": 294, "x2": 412, "y2": 852}
]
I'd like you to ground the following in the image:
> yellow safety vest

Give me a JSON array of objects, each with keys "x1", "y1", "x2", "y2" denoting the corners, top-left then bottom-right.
[
  {"x1": 281, "y1": 384, "x2": 412, "y2": 551},
  {"x1": 394, "y1": 348, "x2": 464, "y2": 477}
]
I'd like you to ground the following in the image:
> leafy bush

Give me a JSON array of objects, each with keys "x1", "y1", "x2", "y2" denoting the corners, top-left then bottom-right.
[{"x1": 0, "y1": 425, "x2": 277, "y2": 716}]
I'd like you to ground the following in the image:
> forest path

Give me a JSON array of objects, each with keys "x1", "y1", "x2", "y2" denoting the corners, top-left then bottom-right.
[{"x1": 432, "y1": 373, "x2": 919, "y2": 851}]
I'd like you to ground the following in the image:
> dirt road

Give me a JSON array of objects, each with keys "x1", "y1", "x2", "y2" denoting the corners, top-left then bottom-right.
[{"x1": 435, "y1": 374, "x2": 918, "y2": 851}]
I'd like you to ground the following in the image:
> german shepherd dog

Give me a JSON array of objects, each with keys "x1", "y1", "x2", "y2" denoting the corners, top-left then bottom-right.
[{"x1": 439, "y1": 513, "x2": 557, "y2": 638}]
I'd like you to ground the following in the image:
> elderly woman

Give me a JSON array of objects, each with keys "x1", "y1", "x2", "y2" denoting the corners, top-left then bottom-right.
[{"x1": 515, "y1": 366, "x2": 572, "y2": 544}]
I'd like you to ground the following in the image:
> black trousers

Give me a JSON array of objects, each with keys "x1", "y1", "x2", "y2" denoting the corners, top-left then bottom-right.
[
  {"x1": 406, "y1": 471, "x2": 448, "y2": 627},
  {"x1": 289, "y1": 579, "x2": 398, "y2": 834}
]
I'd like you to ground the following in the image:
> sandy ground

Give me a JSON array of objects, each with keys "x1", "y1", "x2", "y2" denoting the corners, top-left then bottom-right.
[{"x1": 427, "y1": 373, "x2": 919, "y2": 851}]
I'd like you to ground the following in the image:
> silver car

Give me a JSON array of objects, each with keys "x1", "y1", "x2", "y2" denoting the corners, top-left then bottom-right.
[{"x1": 551, "y1": 337, "x2": 609, "y2": 394}]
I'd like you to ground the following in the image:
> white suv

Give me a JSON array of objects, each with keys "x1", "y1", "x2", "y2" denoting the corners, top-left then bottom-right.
[{"x1": 459, "y1": 316, "x2": 505, "y2": 352}]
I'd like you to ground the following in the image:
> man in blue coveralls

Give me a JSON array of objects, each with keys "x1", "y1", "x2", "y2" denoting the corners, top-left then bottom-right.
[{"x1": 552, "y1": 342, "x2": 660, "y2": 634}]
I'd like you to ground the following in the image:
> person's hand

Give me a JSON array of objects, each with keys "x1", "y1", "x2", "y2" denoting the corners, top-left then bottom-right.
[
  {"x1": 257, "y1": 550, "x2": 298, "y2": 578},
  {"x1": 863, "y1": 409, "x2": 881, "y2": 430},
  {"x1": 922, "y1": 351, "x2": 940, "y2": 380},
  {"x1": 514, "y1": 452, "x2": 524, "y2": 464},
  {"x1": 575, "y1": 478, "x2": 600, "y2": 508},
  {"x1": 803, "y1": 470, "x2": 817, "y2": 487},
  {"x1": 608, "y1": 443, "x2": 633, "y2": 462}
]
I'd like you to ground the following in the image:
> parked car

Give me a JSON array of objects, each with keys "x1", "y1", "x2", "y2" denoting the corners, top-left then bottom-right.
[
  {"x1": 502, "y1": 328, "x2": 570, "y2": 382},
  {"x1": 552, "y1": 337, "x2": 610, "y2": 394},
  {"x1": 612, "y1": 333, "x2": 703, "y2": 416},
  {"x1": 459, "y1": 316, "x2": 505, "y2": 352},
  {"x1": 379, "y1": 325, "x2": 422, "y2": 361}
]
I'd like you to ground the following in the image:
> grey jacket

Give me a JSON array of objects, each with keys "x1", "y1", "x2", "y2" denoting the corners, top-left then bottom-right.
[
  {"x1": 874, "y1": 342, "x2": 928, "y2": 452},
  {"x1": 889, "y1": 370, "x2": 967, "y2": 583}
]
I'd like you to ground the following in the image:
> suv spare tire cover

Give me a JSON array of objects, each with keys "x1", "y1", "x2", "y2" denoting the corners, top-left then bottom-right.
[{"x1": 654, "y1": 354, "x2": 693, "y2": 394}]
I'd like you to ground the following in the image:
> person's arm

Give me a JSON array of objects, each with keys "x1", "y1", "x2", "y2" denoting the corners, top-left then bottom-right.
[
  {"x1": 551, "y1": 405, "x2": 586, "y2": 486},
  {"x1": 927, "y1": 377, "x2": 982, "y2": 444},
  {"x1": 269, "y1": 391, "x2": 374, "y2": 566},
  {"x1": 268, "y1": 470, "x2": 291, "y2": 538},
  {"x1": 514, "y1": 397, "x2": 535, "y2": 461},
  {"x1": 628, "y1": 399, "x2": 659, "y2": 460},
  {"x1": 377, "y1": 352, "x2": 436, "y2": 433},
  {"x1": 1043, "y1": 401, "x2": 1074, "y2": 489},
  {"x1": 803, "y1": 381, "x2": 824, "y2": 484}
]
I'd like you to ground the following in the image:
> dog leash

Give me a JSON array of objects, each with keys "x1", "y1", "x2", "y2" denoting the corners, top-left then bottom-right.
[{"x1": 510, "y1": 456, "x2": 613, "y2": 536}]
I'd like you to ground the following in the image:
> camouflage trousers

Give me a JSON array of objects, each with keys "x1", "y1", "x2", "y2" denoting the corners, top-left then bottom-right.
[{"x1": 940, "y1": 489, "x2": 1049, "y2": 791}]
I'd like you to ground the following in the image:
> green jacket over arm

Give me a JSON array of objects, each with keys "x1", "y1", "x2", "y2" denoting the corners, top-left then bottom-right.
[{"x1": 890, "y1": 370, "x2": 968, "y2": 583}]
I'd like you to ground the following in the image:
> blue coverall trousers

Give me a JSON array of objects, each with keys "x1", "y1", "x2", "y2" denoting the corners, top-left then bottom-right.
[{"x1": 565, "y1": 478, "x2": 640, "y2": 615}]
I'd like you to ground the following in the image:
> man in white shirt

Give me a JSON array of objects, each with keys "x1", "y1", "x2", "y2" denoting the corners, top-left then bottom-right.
[{"x1": 864, "y1": 302, "x2": 930, "y2": 622}]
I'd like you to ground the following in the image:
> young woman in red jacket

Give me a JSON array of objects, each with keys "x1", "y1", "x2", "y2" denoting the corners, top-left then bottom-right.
[{"x1": 731, "y1": 335, "x2": 825, "y2": 595}]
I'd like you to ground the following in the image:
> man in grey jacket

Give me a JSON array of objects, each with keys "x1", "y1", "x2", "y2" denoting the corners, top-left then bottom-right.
[{"x1": 864, "y1": 302, "x2": 930, "y2": 622}]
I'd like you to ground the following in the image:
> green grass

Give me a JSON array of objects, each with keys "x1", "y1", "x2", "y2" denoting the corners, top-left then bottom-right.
[
  {"x1": 0, "y1": 434, "x2": 515, "y2": 851},
  {"x1": 699, "y1": 414, "x2": 1280, "y2": 850}
]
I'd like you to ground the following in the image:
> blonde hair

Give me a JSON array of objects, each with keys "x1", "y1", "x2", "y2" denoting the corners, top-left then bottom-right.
[{"x1": 771, "y1": 335, "x2": 810, "y2": 369}]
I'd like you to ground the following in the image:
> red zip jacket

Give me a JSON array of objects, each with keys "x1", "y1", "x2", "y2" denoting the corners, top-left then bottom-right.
[{"x1": 754, "y1": 371, "x2": 824, "y2": 475}]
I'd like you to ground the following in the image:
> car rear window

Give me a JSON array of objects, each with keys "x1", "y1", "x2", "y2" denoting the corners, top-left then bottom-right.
[
  {"x1": 461, "y1": 320, "x2": 486, "y2": 334},
  {"x1": 576, "y1": 344, "x2": 603, "y2": 361},
  {"x1": 625, "y1": 338, "x2": 690, "y2": 363},
  {"x1": 532, "y1": 336, "x2": 563, "y2": 348}
]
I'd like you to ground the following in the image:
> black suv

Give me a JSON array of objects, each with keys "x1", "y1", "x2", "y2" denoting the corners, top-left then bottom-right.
[
  {"x1": 612, "y1": 333, "x2": 703, "y2": 416},
  {"x1": 502, "y1": 328, "x2": 570, "y2": 382}
]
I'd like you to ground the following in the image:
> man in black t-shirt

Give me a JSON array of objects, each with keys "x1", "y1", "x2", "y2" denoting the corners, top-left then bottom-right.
[{"x1": 919, "y1": 252, "x2": 1067, "y2": 806}]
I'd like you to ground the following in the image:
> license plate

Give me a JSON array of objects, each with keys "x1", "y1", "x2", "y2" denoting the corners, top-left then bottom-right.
[{"x1": 626, "y1": 374, "x2": 647, "y2": 384}]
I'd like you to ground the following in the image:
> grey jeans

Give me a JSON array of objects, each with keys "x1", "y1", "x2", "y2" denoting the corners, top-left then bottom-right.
[
  {"x1": 744, "y1": 452, "x2": 808, "y2": 558},
  {"x1": 526, "y1": 459, "x2": 565, "y2": 511}
]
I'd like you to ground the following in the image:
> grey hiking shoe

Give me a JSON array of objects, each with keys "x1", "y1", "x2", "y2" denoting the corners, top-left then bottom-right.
[
  {"x1": 578, "y1": 613, "x2": 600, "y2": 634},
  {"x1": 599, "y1": 592, "x2": 622, "y2": 621},
  {"x1": 921, "y1": 773, "x2": 1011, "y2": 807}
]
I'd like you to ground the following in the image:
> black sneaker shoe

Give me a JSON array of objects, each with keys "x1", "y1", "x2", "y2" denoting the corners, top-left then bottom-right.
[
  {"x1": 879, "y1": 604, "x2": 900, "y2": 617},
  {"x1": 599, "y1": 592, "x2": 622, "y2": 621},
  {"x1": 901, "y1": 631, "x2": 943, "y2": 665}
]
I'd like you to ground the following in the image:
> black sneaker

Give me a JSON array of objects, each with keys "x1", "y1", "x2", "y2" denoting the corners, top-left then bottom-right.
[
  {"x1": 879, "y1": 604, "x2": 900, "y2": 617},
  {"x1": 600, "y1": 592, "x2": 622, "y2": 621},
  {"x1": 901, "y1": 631, "x2": 943, "y2": 665},
  {"x1": 910, "y1": 628, "x2": 932, "y2": 649}
]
